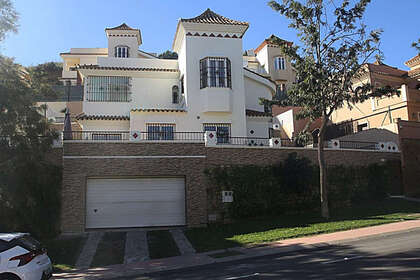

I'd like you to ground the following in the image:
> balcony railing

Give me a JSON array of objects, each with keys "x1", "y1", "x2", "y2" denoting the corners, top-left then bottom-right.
[
  {"x1": 65, "y1": 131, "x2": 204, "y2": 142},
  {"x1": 60, "y1": 131, "x2": 397, "y2": 152},
  {"x1": 339, "y1": 140, "x2": 378, "y2": 150}
]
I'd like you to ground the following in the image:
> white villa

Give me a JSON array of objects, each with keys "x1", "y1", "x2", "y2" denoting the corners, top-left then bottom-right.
[{"x1": 57, "y1": 9, "x2": 297, "y2": 142}]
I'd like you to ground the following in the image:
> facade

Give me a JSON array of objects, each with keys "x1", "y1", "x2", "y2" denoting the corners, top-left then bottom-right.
[
  {"x1": 331, "y1": 61, "x2": 420, "y2": 134},
  {"x1": 59, "y1": 10, "x2": 276, "y2": 141},
  {"x1": 57, "y1": 9, "x2": 404, "y2": 234}
]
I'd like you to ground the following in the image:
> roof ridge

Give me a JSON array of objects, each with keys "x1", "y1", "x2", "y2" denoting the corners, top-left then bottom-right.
[
  {"x1": 180, "y1": 8, "x2": 248, "y2": 26},
  {"x1": 105, "y1": 23, "x2": 138, "y2": 31}
]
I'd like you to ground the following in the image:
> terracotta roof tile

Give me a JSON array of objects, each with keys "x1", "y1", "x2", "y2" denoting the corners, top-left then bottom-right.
[
  {"x1": 246, "y1": 109, "x2": 272, "y2": 117},
  {"x1": 181, "y1": 8, "x2": 248, "y2": 26},
  {"x1": 76, "y1": 114, "x2": 129, "y2": 121},
  {"x1": 105, "y1": 23, "x2": 138, "y2": 31},
  {"x1": 75, "y1": 65, "x2": 178, "y2": 72},
  {"x1": 367, "y1": 62, "x2": 407, "y2": 77},
  {"x1": 255, "y1": 35, "x2": 293, "y2": 54},
  {"x1": 131, "y1": 108, "x2": 186, "y2": 113}
]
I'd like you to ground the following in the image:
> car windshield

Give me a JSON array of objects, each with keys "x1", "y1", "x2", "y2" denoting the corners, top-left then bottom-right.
[{"x1": 17, "y1": 235, "x2": 42, "y2": 251}]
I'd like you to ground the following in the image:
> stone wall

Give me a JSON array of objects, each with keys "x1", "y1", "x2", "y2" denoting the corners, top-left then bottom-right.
[{"x1": 61, "y1": 142, "x2": 400, "y2": 233}]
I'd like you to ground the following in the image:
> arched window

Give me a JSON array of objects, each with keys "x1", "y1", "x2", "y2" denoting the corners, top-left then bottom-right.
[
  {"x1": 172, "y1": 85, "x2": 179, "y2": 104},
  {"x1": 115, "y1": 45, "x2": 129, "y2": 58}
]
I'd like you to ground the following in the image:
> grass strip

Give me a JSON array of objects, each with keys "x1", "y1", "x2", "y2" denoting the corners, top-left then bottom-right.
[
  {"x1": 147, "y1": 230, "x2": 180, "y2": 259},
  {"x1": 185, "y1": 198, "x2": 420, "y2": 252},
  {"x1": 91, "y1": 231, "x2": 126, "y2": 267}
]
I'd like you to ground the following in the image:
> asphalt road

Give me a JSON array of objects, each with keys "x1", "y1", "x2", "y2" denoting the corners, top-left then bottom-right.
[{"x1": 118, "y1": 228, "x2": 420, "y2": 280}]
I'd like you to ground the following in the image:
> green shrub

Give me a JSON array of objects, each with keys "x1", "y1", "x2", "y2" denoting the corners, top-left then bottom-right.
[
  {"x1": 0, "y1": 160, "x2": 62, "y2": 239},
  {"x1": 206, "y1": 153, "x2": 400, "y2": 219}
]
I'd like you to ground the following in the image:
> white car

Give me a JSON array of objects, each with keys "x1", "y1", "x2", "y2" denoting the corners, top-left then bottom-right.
[{"x1": 0, "y1": 233, "x2": 52, "y2": 280}]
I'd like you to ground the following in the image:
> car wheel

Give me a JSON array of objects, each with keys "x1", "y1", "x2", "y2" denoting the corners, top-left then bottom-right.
[{"x1": 0, "y1": 273, "x2": 21, "y2": 280}]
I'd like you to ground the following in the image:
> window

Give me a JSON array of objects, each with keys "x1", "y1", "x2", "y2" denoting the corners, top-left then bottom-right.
[
  {"x1": 203, "y1": 123, "x2": 231, "y2": 143},
  {"x1": 86, "y1": 76, "x2": 131, "y2": 102},
  {"x1": 180, "y1": 75, "x2": 185, "y2": 94},
  {"x1": 200, "y1": 57, "x2": 231, "y2": 89},
  {"x1": 147, "y1": 124, "x2": 175, "y2": 140},
  {"x1": 274, "y1": 57, "x2": 286, "y2": 70},
  {"x1": 357, "y1": 123, "x2": 368, "y2": 132},
  {"x1": 275, "y1": 83, "x2": 286, "y2": 100},
  {"x1": 172, "y1": 85, "x2": 179, "y2": 104},
  {"x1": 115, "y1": 46, "x2": 129, "y2": 58},
  {"x1": 264, "y1": 103, "x2": 271, "y2": 113}
]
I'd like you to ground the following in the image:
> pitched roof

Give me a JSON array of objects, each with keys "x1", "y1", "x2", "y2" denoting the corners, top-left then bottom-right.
[
  {"x1": 76, "y1": 114, "x2": 130, "y2": 121},
  {"x1": 131, "y1": 108, "x2": 187, "y2": 113},
  {"x1": 75, "y1": 65, "x2": 178, "y2": 72},
  {"x1": 245, "y1": 109, "x2": 272, "y2": 117},
  {"x1": 255, "y1": 34, "x2": 293, "y2": 53},
  {"x1": 105, "y1": 23, "x2": 138, "y2": 31},
  {"x1": 367, "y1": 61, "x2": 407, "y2": 77},
  {"x1": 181, "y1": 8, "x2": 248, "y2": 26}
]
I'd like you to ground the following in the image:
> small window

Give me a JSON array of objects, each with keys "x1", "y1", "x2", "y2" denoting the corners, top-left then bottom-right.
[
  {"x1": 172, "y1": 85, "x2": 179, "y2": 104},
  {"x1": 264, "y1": 104, "x2": 272, "y2": 113},
  {"x1": 147, "y1": 124, "x2": 175, "y2": 140},
  {"x1": 275, "y1": 83, "x2": 286, "y2": 99},
  {"x1": 357, "y1": 123, "x2": 368, "y2": 132},
  {"x1": 203, "y1": 123, "x2": 231, "y2": 143},
  {"x1": 180, "y1": 75, "x2": 185, "y2": 94},
  {"x1": 115, "y1": 46, "x2": 129, "y2": 58},
  {"x1": 274, "y1": 57, "x2": 286, "y2": 70},
  {"x1": 200, "y1": 57, "x2": 231, "y2": 89}
]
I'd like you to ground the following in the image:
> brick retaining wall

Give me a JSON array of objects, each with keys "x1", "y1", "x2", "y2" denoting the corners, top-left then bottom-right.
[{"x1": 61, "y1": 142, "x2": 400, "y2": 233}]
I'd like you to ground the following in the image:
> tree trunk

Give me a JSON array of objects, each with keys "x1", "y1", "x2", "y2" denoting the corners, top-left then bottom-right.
[{"x1": 318, "y1": 116, "x2": 330, "y2": 219}]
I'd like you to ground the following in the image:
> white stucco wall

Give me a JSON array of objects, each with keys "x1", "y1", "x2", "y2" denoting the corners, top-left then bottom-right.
[
  {"x1": 256, "y1": 45, "x2": 269, "y2": 73},
  {"x1": 180, "y1": 35, "x2": 247, "y2": 137},
  {"x1": 79, "y1": 120, "x2": 130, "y2": 131},
  {"x1": 246, "y1": 117, "x2": 271, "y2": 138},
  {"x1": 244, "y1": 76, "x2": 272, "y2": 112},
  {"x1": 97, "y1": 57, "x2": 177, "y2": 69},
  {"x1": 107, "y1": 35, "x2": 139, "y2": 58},
  {"x1": 273, "y1": 109, "x2": 295, "y2": 138}
]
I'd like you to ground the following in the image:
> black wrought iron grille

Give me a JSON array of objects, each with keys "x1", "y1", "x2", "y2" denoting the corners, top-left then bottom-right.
[
  {"x1": 200, "y1": 57, "x2": 231, "y2": 89},
  {"x1": 86, "y1": 76, "x2": 131, "y2": 102}
]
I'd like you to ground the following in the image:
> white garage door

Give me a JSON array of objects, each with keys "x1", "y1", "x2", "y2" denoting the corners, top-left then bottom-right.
[{"x1": 86, "y1": 177, "x2": 186, "y2": 229}]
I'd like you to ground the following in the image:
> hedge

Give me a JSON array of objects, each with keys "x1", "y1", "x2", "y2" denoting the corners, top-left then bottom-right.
[{"x1": 205, "y1": 153, "x2": 400, "y2": 219}]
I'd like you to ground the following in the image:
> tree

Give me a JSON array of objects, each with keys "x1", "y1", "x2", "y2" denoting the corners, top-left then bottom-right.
[
  {"x1": 158, "y1": 50, "x2": 178, "y2": 59},
  {"x1": 0, "y1": 56, "x2": 62, "y2": 238},
  {"x1": 26, "y1": 62, "x2": 63, "y2": 100},
  {"x1": 412, "y1": 38, "x2": 420, "y2": 54},
  {"x1": 265, "y1": 0, "x2": 395, "y2": 218},
  {"x1": 0, "y1": 2, "x2": 61, "y2": 237},
  {"x1": 0, "y1": 0, "x2": 18, "y2": 42}
]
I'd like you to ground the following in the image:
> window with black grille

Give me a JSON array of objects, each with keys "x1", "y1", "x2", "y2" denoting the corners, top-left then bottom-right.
[{"x1": 200, "y1": 57, "x2": 231, "y2": 89}]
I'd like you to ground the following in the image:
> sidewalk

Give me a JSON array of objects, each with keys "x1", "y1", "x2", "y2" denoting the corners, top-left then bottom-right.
[{"x1": 52, "y1": 219, "x2": 420, "y2": 280}]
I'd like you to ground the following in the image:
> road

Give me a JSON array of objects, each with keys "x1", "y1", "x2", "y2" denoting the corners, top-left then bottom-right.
[{"x1": 116, "y1": 228, "x2": 420, "y2": 280}]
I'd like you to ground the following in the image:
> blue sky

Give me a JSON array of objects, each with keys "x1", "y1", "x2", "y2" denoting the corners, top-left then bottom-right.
[{"x1": 1, "y1": 0, "x2": 419, "y2": 69}]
